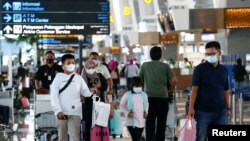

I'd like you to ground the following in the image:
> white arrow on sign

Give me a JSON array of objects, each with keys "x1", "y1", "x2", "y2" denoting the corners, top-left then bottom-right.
[
  {"x1": 3, "y1": 2, "x2": 12, "y2": 11},
  {"x1": 4, "y1": 14, "x2": 12, "y2": 22},
  {"x1": 4, "y1": 25, "x2": 13, "y2": 34}
]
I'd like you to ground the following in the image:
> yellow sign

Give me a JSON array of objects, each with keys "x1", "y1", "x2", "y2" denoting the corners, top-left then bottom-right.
[
  {"x1": 110, "y1": 16, "x2": 114, "y2": 23},
  {"x1": 123, "y1": 6, "x2": 131, "y2": 16},
  {"x1": 144, "y1": 0, "x2": 153, "y2": 4}
]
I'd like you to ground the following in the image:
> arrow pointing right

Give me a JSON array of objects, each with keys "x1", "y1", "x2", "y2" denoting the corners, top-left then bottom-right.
[
  {"x1": 3, "y1": 14, "x2": 12, "y2": 22},
  {"x1": 4, "y1": 25, "x2": 13, "y2": 34},
  {"x1": 3, "y1": 2, "x2": 12, "y2": 11}
]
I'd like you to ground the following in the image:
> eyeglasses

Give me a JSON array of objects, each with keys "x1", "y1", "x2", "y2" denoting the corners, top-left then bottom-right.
[{"x1": 205, "y1": 52, "x2": 218, "y2": 56}]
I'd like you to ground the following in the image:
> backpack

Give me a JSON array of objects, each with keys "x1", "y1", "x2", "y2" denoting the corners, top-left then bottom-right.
[
  {"x1": 120, "y1": 65, "x2": 127, "y2": 77},
  {"x1": 127, "y1": 91, "x2": 147, "y2": 127},
  {"x1": 111, "y1": 70, "x2": 118, "y2": 79}
]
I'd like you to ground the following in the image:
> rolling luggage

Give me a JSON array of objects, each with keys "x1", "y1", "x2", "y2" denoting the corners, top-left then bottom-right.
[
  {"x1": 109, "y1": 109, "x2": 123, "y2": 138},
  {"x1": 91, "y1": 125, "x2": 110, "y2": 141}
]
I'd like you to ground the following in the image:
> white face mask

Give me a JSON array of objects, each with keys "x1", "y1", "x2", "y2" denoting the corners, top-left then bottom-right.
[
  {"x1": 65, "y1": 64, "x2": 75, "y2": 72},
  {"x1": 133, "y1": 87, "x2": 143, "y2": 93},
  {"x1": 86, "y1": 69, "x2": 96, "y2": 75},
  {"x1": 206, "y1": 55, "x2": 218, "y2": 64},
  {"x1": 93, "y1": 60, "x2": 99, "y2": 65}
]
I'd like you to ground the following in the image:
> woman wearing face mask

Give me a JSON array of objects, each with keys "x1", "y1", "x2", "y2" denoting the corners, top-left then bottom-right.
[
  {"x1": 81, "y1": 60, "x2": 108, "y2": 141},
  {"x1": 120, "y1": 77, "x2": 148, "y2": 141}
]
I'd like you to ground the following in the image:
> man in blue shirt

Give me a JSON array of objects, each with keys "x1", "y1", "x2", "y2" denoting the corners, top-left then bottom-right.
[{"x1": 188, "y1": 41, "x2": 231, "y2": 141}]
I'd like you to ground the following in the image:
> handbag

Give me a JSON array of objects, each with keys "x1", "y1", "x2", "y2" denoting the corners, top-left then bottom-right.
[{"x1": 179, "y1": 116, "x2": 196, "y2": 141}]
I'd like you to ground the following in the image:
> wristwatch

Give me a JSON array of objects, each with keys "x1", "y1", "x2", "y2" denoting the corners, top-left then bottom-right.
[{"x1": 227, "y1": 108, "x2": 231, "y2": 111}]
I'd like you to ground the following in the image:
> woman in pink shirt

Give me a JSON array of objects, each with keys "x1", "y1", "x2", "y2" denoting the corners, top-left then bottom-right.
[{"x1": 120, "y1": 77, "x2": 148, "y2": 141}]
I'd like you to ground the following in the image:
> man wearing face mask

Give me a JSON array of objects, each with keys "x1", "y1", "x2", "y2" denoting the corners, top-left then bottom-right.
[
  {"x1": 50, "y1": 54, "x2": 95, "y2": 141},
  {"x1": 188, "y1": 41, "x2": 231, "y2": 141},
  {"x1": 88, "y1": 52, "x2": 113, "y2": 96},
  {"x1": 35, "y1": 50, "x2": 63, "y2": 92}
]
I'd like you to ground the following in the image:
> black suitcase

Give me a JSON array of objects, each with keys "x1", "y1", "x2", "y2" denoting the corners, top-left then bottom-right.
[{"x1": 0, "y1": 105, "x2": 10, "y2": 125}]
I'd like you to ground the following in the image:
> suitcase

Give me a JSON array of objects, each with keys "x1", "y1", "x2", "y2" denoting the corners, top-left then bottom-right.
[
  {"x1": 35, "y1": 111, "x2": 56, "y2": 129},
  {"x1": 109, "y1": 109, "x2": 123, "y2": 138},
  {"x1": 0, "y1": 105, "x2": 10, "y2": 125},
  {"x1": 91, "y1": 125, "x2": 110, "y2": 141}
]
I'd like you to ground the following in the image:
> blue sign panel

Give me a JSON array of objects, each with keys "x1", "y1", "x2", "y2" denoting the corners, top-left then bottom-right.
[{"x1": 1, "y1": 0, "x2": 110, "y2": 35}]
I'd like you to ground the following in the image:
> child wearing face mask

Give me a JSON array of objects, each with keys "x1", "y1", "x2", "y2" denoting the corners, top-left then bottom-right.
[{"x1": 120, "y1": 77, "x2": 148, "y2": 141}]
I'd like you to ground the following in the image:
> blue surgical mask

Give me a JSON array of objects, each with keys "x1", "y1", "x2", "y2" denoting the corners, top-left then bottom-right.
[
  {"x1": 206, "y1": 55, "x2": 218, "y2": 64},
  {"x1": 133, "y1": 87, "x2": 142, "y2": 93}
]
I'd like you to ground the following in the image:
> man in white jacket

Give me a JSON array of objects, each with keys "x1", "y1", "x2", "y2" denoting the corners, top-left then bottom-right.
[{"x1": 51, "y1": 54, "x2": 95, "y2": 141}]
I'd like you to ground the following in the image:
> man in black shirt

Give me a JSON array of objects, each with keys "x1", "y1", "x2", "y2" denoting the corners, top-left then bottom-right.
[
  {"x1": 17, "y1": 62, "x2": 26, "y2": 81},
  {"x1": 35, "y1": 51, "x2": 63, "y2": 91}
]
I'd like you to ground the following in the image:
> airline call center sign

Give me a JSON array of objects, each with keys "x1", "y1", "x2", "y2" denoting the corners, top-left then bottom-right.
[{"x1": 1, "y1": 0, "x2": 110, "y2": 35}]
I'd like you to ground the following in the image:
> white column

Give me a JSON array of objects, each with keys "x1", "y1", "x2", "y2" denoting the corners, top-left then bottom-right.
[
  {"x1": 113, "y1": 0, "x2": 137, "y2": 32},
  {"x1": 7, "y1": 48, "x2": 12, "y2": 87},
  {"x1": 138, "y1": 0, "x2": 160, "y2": 32}
]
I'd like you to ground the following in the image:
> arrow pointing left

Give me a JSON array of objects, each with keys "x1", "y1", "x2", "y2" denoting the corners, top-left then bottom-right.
[
  {"x1": 4, "y1": 25, "x2": 13, "y2": 34},
  {"x1": 3, "y1": 2, "x2": 12, "y2": 11},
  {"x1": 4, "y1": 14, "x2": 12, "y2": 22}
]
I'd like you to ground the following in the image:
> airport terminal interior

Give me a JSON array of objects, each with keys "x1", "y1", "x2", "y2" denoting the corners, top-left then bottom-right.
[{"x1": 1, "y1": 0, "x2": 250, "y2": 141}]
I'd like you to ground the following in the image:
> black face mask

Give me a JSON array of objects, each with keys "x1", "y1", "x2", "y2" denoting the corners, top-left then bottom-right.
[{"x1": 46, "y1": 58, "x2": 54, "y2": 64}]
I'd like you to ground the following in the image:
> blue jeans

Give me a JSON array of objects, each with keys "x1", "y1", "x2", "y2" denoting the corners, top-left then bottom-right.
[
  {"x1": 194, "y1": 109, "x2": 229, "y2": 141},
  {"x1": 235, "y1": 81, "x2": 246, "y2": 91}
]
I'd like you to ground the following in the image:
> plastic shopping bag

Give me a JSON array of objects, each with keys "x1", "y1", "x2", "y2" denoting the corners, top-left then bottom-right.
[
  {"x1": 95, "y1": 102, "x2": 110, "y2": 127},
  {"x1": 92, "y1": 94, "x2": 111, "y2": 127},
  {"x1": 179, "y1": 116, "x2": 196, "y2": 141},
  {"x1": 166, "y1": 100, "x2": 177, "y2": 128}
]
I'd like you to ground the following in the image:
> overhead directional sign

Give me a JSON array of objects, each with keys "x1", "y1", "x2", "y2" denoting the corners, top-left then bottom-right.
[
  {"x1": 3, "y1": 13, "x2": 109, "y2": 24},
  {"x1": 1, "y1": 1, "x2": 109, "y2": 12},
  {"x1": 1, "y1": 0, "x2": 110, "y2": 35},
  {"x1": 2, "y1": 24, "x2": 109, "y2": 35}
]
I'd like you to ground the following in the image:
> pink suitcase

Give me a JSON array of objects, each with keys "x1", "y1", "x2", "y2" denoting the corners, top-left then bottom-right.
[
  {"x1": 91, "y1": 125, "x2": 110, "y2": 141},
  {"x1": 20, "y1": 96, "x2": 30, "y2": 108}
]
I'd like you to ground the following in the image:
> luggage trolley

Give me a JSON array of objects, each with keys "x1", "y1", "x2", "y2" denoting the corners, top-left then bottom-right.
[
  {"x1": 34, "y1": 91, "x2": 57, "y2": 140},
  {"x1": 0, "y1": 88, "x2": 18, "y2": 139}
]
